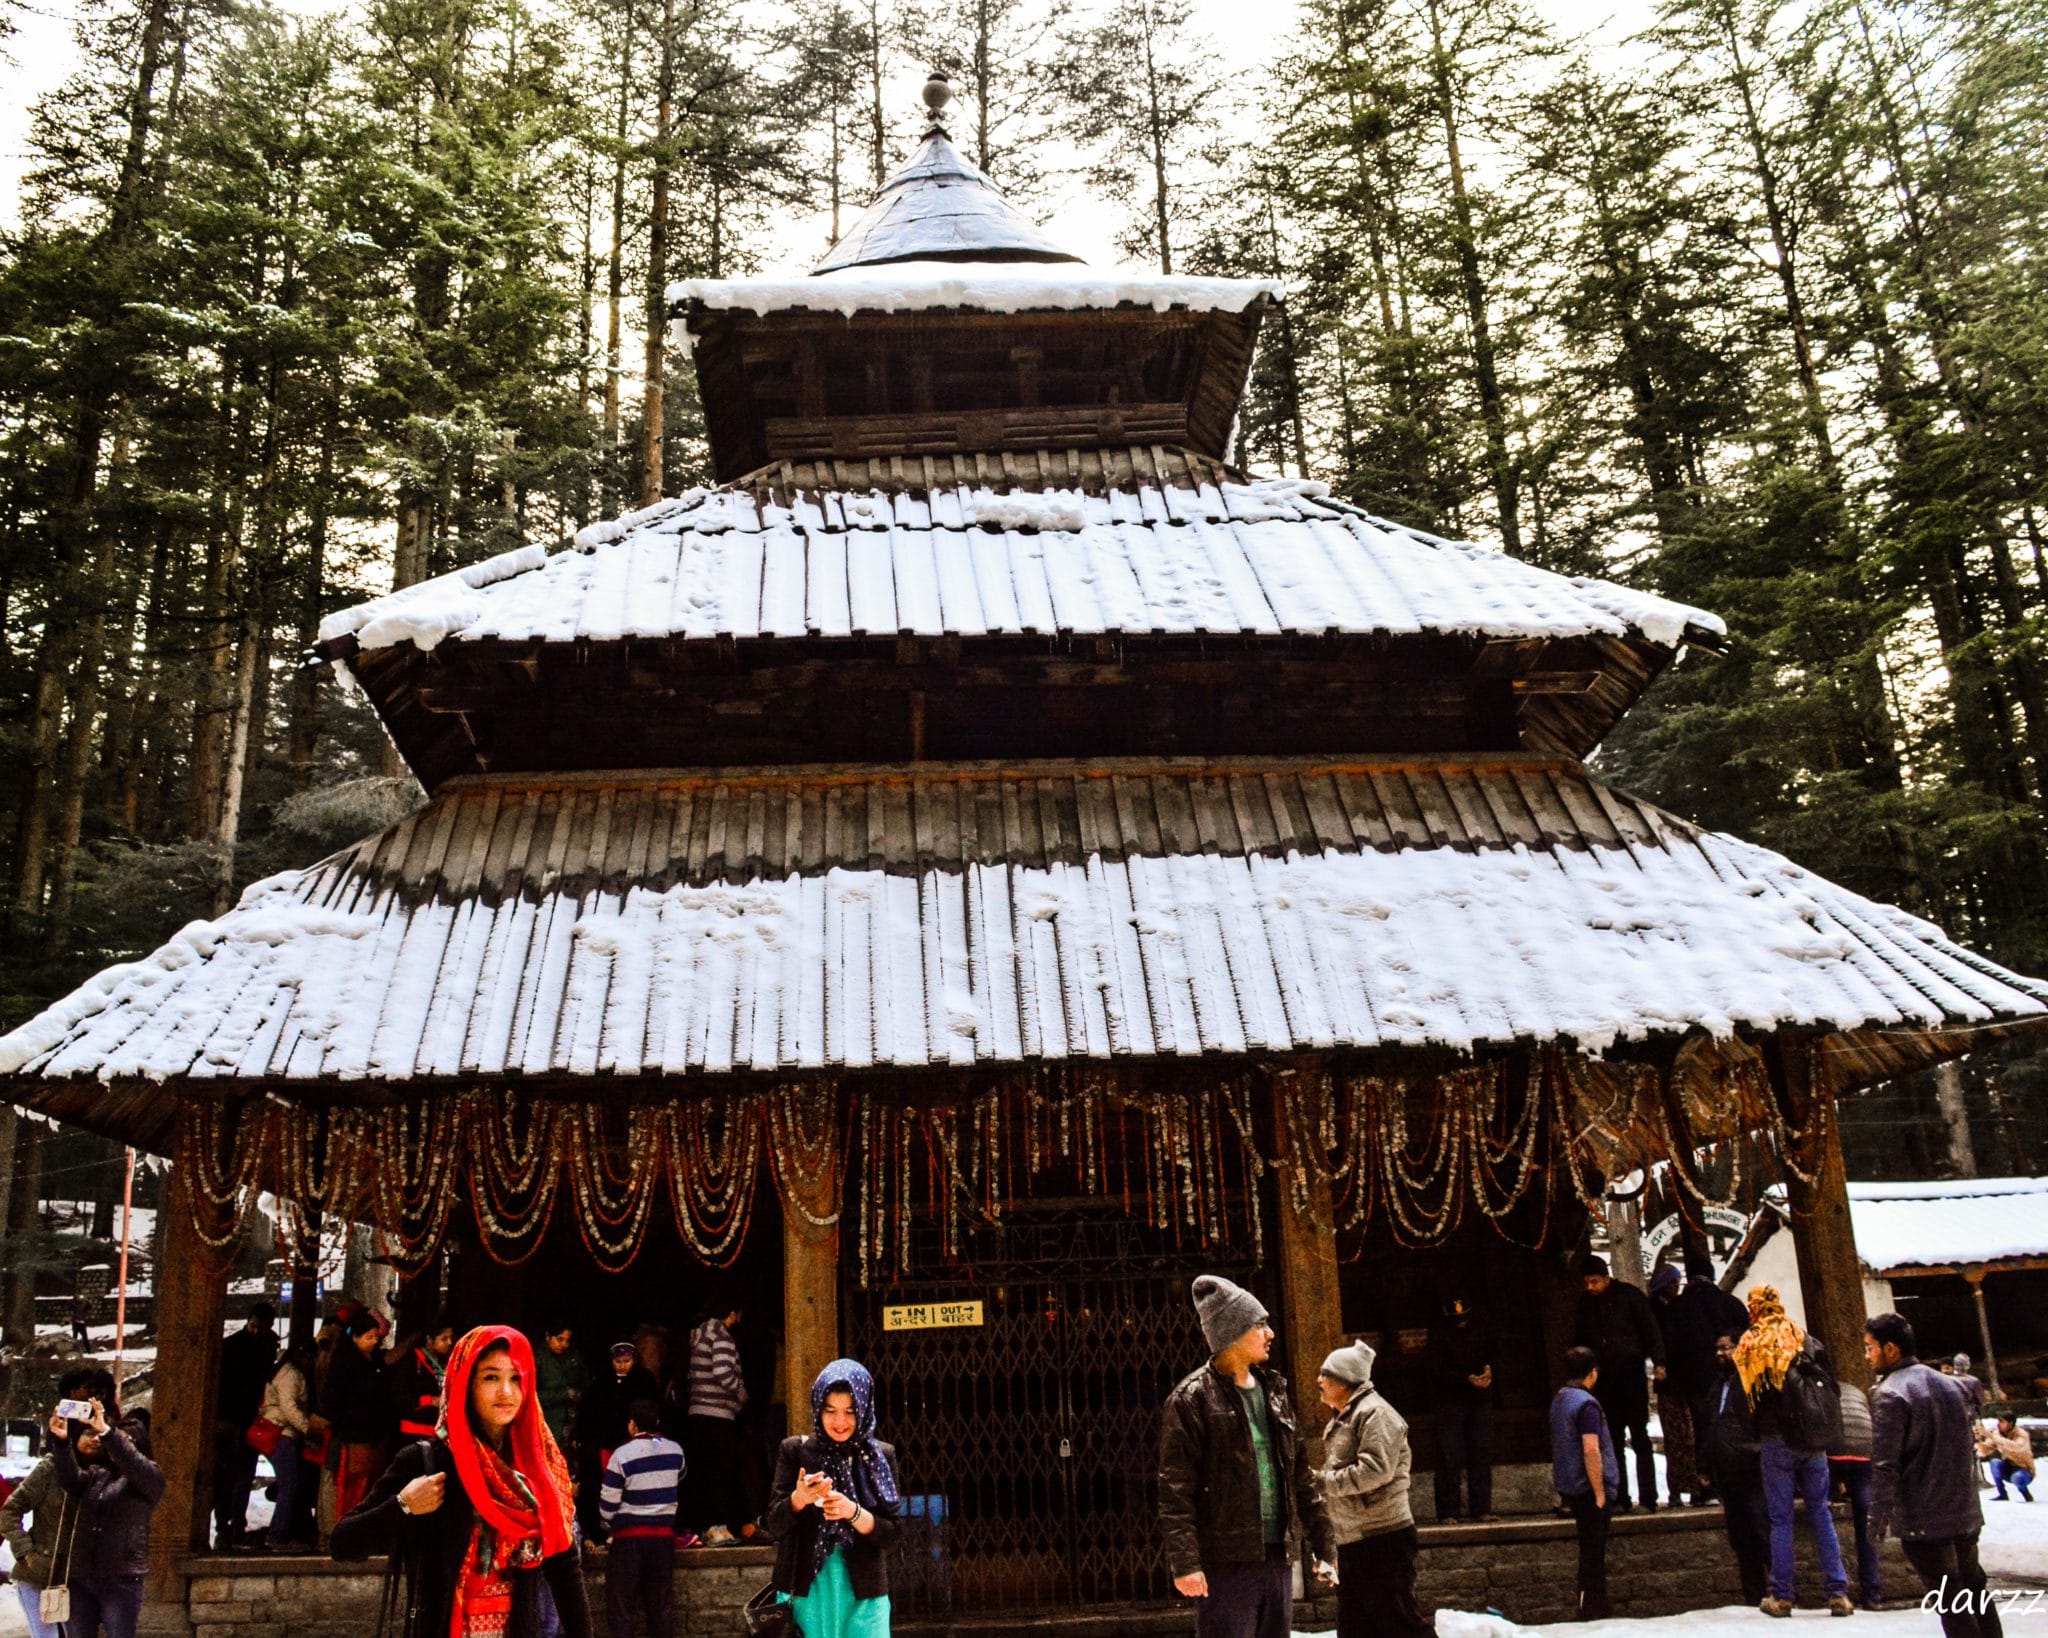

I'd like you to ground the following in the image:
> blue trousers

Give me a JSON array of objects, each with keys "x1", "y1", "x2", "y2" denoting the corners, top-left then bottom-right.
[
  {"x1": 1990, "y1": 1458, "x2": 2033, "y2": 1501},
  {"x1": 1761, "y1": 1437, "x2": 1847, "y2": 1601},
  {"x1": 65, "y1": 1577, "x2": 145, "y2": 1638},
  {"x1": 1830, "y1": 1458, "x2": 1881, "y2": 1603},
  {"x1": 15, "y1": 1583, "x2": 60, "y2": 1638}
]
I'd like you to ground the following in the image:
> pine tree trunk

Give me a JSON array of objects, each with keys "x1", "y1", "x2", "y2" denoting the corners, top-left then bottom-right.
[
  {"x1": 1931, "y1": 1062, "x2": 1976, "y2": 1177},
  {"x1": 868, "y1": 0, "x2": 886, "y2": 187},
  {"x1": 1264, "y1": 194, "x2": 1307, "y2": 473},
  {"x1": 211, "y1": 598, "x2": 263, "y2": 915},
  {"x1": 1719, "y1": 12, "x2": 1834, "y2": 470},
  {"x1": 973, "y1": 0, "x2": 992, "y2": 171},
  {"x1": 1425, "y1": 0, "x2": 1518, "y2": 552},
  {"x1": 1140, "y1": 16, "x2": 1172, "y2": 274},
  {"x1": 287, "y1": 405, "x2": 336, "y2": 790},
  {"x1": 2, "y1": 1121, "x2": 45, "y2": 1347},
  {"x1": 641, "y1": 0, "x2": 675, "y2": 507},
  {"x1": 575, "y1": 157, "x2": 597, "y2": 529},
  {"x1": 601, "y1": 6, "x2": 635, "y2": 516},
  {"x1": 0, "y1": 1106, "x2": 18, "y2": 1289}
]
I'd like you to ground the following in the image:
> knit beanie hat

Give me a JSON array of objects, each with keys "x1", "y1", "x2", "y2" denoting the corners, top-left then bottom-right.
[
  {"x1": 1192, "y1": 1274, "x2": 1268, "y2": 1355},
  {"x1": 1320, "y1": 1340, "x2": 1376, "y2": 1388},
  {"x1": 1650, "y1": 1264, "x2": 1681, "y2": 1298}
]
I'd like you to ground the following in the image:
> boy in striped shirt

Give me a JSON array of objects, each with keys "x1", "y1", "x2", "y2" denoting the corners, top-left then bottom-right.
[{"x1": 601, "y1": 1399, "x2": 686, "y2": 1637}]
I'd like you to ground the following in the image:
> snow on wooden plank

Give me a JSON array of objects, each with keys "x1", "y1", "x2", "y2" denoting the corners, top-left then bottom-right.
[
  {"x1": 328, "y1": 483, "x2": 1723, "y2": 659},
  {"x1": 10, "y1": 761, "x2": 2046, "y2": 1082}
]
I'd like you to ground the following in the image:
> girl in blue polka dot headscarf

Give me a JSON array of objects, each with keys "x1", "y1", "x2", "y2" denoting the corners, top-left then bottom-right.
[{"x1": 767, "y1": 1358, "x2": 904, "y2": 1637}]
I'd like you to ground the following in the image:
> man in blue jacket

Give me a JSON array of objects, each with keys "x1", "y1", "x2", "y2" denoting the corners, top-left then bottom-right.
[{"x1": 1550, "y1": 1346, "x2": 1620, "y2": 1621}]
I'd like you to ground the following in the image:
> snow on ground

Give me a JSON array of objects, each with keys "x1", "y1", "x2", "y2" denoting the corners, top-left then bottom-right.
[{"x1": 1978, "y1": 1482, "x2": 2048, "y2": 1580}]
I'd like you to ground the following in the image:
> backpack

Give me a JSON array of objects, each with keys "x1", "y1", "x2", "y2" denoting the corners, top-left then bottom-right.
[{"x1": 1782, "y1": 1341, "x2": 1842, "y2": 1451}]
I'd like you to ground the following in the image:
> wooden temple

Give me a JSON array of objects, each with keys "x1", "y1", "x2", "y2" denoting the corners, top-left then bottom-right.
[{"x1": 5, "y1": 82, "x2": 2047, "y2": 1628}]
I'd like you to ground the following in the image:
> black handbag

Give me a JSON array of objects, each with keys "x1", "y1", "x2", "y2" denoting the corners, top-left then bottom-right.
[{"x1": 742, "y1": 1582, "x2": 791, "y2": 1637}]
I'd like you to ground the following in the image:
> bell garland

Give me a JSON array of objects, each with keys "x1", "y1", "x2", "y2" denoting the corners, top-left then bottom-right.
[{"x1": 167, "y1": 1035, "x2": 1839, "y2": 1278}]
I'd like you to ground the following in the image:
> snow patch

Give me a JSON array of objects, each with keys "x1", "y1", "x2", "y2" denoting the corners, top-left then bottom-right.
[
  {"x1": 670, "y1": 259, "x2": 1282, "y2": 321},
  {"x1": 964, "y1": 490, "x2": 1089, "y2": 532},
  {"x1": 318, "y1": 544, "x2": 549, "y2": 650},
  {"x1": 0, "y1": 872, "x2": 377, "y2": 1076}
]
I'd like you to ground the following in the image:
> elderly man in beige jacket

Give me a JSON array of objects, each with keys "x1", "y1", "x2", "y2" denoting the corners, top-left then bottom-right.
[{"x1": 1316, "y1": 1340, "x2": 1431, "y2": 1638}]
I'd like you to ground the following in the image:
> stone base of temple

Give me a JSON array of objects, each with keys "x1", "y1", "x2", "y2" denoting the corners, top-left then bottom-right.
[
  {"x1": 165, "y1": 1543, "x2": 770, "y2": 1638},
  {"x1": 153, "y1": 1506, "x2": 1910, "y2": 1637}
]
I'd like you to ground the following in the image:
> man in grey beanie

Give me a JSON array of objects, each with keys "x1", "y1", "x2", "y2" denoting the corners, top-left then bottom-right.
[
  {"x1": 1318, "y1": 1340, "x2": 1429, "y2": 1638},
  {"x1": 1159, "y1": 1274, "x2": 1335, "y2": 1638}
]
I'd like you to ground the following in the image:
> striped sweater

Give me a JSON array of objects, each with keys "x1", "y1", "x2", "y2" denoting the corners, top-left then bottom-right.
[
  {"x1": 686, "y1": 1319, "x2": 747, "y2": 1421},
  {"x1": 599, "y1": 1435, "x2": 685, "y2": 1534}
]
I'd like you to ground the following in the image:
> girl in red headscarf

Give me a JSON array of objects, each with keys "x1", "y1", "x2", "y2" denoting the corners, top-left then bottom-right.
[{"x1": 333, "y1": 1326, "x2": 592, "y2": 1638}]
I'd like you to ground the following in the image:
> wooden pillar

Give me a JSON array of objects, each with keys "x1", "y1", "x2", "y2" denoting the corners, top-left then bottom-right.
[
  {"x1": 1270, "y1": 1077, "x2": 1343, "y2": 1434},
  {"x1": 1771, "y1": 1041, "x2": 1873, "y2": 1390},
  {"x1": 287, "y1": 1207, "x2": 321, "y2": 1353},
  {"x1": 1606, "y1": 1190, "x2": 1648, "y2": 1289},
  {"x1": 1964, "y1": 1270, "x2": 2002, "y2": 1399},
  {"x1": 144, "y1": 1160, "x2": 228, "y2": 1622},
  {"x1": 780, "y1": 1146, "x2": 842, "y2": 1433}
]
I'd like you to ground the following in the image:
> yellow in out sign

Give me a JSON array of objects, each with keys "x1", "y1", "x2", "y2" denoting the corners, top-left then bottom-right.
[{"x1": 881, "y1": 1300, "x2": 985, "y2": 1332}]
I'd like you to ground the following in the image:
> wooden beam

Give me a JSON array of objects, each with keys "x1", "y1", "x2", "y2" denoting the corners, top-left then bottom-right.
[
  {"x1": 780, "y1": 1142, "x2": 843, "y2": 1434},
  {"x1": 145, "y1": 1162, "x2": 227, "y2": 1615},
  {"x1": 1963, "y1": 1270, "x2": 2003, "y2": 1399},
  {"x1": 1269, "y1": 1075, "x2": 1344, "y2": 1450},
  {"x1": 1769, "y1": 1041, "x2": 1874, "y2": 1390}
]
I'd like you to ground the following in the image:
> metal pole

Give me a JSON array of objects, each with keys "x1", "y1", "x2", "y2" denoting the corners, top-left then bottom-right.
[{"x1": 114, "y1": 1146, "x2": 135, "y2": 1384}]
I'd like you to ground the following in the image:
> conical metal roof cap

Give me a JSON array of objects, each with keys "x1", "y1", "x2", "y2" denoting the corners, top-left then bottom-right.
[{"x1": 814, "y1": 75, "x2": 1085, "y2": 273}]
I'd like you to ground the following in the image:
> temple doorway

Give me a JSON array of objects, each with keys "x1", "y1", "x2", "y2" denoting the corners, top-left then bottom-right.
[{"x1": 847, "y1": 1197, "x2": 1261, "y2": 1616}]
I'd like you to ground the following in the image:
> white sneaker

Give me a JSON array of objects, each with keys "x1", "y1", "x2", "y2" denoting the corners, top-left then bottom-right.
[{"x1": 703, "y1": 1525, "x2": 737, "y2": 1546}]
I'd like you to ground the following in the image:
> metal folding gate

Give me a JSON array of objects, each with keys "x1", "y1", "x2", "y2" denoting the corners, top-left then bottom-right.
[{"x1": 845, "y1": 1202, "x2": 1260, "y2": 1616}]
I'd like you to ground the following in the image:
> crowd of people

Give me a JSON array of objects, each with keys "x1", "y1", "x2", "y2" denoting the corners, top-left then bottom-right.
[
  {"x1": 0, "y1": 1258, "x2": 2035, "y2": 1638},
  {"x1": 189, "y1": 1298, "x2": 764, "y2": 1559},
  {"x1": 1154, "y1": 1262, "x2": 2028, "y2": 1638}
]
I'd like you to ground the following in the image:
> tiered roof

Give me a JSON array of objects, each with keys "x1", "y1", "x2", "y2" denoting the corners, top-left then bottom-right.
[
  {"x1": 8, "y1": 755, "x2": 2043, "y2": 1150},
  {"x1": 318, "y1": 475, "x2": 1716, "y2": 657}
]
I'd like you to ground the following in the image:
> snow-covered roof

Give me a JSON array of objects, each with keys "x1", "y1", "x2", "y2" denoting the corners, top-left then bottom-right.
[
  {"x1": 316, "y1": 476, "x2": 1723, "y2": 656},
  {"x1": 670, "y1": 259, "x2": 1281, "y2": 322},
  {"x1": 1847, "y1": 1176, "x2": 2048, "y2": 1273},
  {"x1": 4, "y1": 757, "x2": 2041, "y2": 1096}
]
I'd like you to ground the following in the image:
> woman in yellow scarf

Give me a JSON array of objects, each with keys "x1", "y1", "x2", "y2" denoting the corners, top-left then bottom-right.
[
  {"x1": 1733, "y1": 1285, "x2": 1806, "y2": 1401},
  {"x1": 1735, "y1": 1285, "x2": 1852, "y2": 1618}
]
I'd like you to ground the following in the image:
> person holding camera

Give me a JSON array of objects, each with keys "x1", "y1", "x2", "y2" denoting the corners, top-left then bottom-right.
[{"x1": 48, "y1": 1387, "x2": 165, "y2": 1638}]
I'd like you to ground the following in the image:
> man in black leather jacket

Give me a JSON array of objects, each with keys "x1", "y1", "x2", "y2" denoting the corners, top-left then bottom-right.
[
  {"x1": 1158, "y1": 1274, "x2": 1334, "y2": 1638},
  {"x1": 1866, "y1": 1314, "x2": 1998, "y2": 1638}
]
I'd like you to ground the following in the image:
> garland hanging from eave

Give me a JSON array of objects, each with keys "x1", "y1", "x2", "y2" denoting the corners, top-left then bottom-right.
[{"x1": 168, "y1": 1037, "x2": 1835, "y2": 1279}]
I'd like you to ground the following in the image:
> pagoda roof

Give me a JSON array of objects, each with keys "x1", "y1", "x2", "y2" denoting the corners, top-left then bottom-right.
[
  {"x1": 318, "y1": 463, "x2": 1721, "y2": 659},
  {"x1": 5, "y1": 755, "x2": 2043, "y2": 1149},
  {"x1": 812, "y1": 126, "x2": 1084, "y2": 273}
]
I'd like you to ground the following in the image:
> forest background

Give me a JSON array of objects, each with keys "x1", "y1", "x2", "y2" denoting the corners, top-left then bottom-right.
[{"x1": 1, "y1": 0, "x2": 2046, "y2": 1256}]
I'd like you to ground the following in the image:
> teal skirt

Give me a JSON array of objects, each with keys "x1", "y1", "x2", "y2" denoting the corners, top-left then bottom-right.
[{"x1": 781, "y1": 1546, "x2": 892, "y2": 1638}]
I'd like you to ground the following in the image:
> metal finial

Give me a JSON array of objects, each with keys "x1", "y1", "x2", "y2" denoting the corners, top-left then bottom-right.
[{"x1": 923, "y1": 71, "x2": 953, "y2": 128}]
